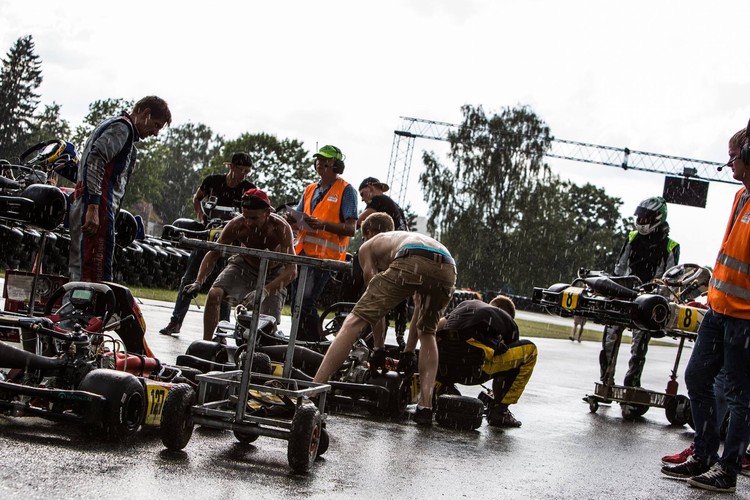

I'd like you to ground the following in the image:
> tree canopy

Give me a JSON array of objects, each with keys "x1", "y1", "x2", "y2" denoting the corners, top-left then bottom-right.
[{"x1": 420, "y1": 104, "x2": 626, "y2": 295}]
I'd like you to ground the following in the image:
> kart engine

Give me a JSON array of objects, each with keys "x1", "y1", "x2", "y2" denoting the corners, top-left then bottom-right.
[{"x1": 338, "y1": 342, "x2": 370, "y2": 384}]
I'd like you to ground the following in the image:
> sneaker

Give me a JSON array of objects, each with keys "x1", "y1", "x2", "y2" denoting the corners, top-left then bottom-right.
[
  {"x1": 741, "y1": 455, "x2": 750, "y2": 477},
  {"x1": 569, "y1": 336, "x2": 575, "y2": 341},
  {"x1": 688, "y1": 462, "x2": 736, "y2": 493},
  {"x1": 412, "y1": 406, "x2": 433, "y2": 427},
  {"x1": 159, "y1": 321, "x2": 181, "y2": 335},
  {"x1": 661, "y1": 443, "x2": 694, "y2": 466},
  {"x1": 487, "y1": 406, "x2": 522, "y2": 427},
  {"x1": 661, "y1": 455, "x2": 710, "y2": 479}
]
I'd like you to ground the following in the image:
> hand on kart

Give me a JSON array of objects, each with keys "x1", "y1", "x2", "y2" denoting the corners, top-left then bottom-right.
[
  {"x1": 241, "y1": 287, "x2": 269, "y2": 309},
  {"x1": 398, "y1": 350, "x2": 417, "y2": 377},
  {"x1": 183, "y1": 281, "x2": 202, "y2": 298},
  {"x1": 369, "y1": 349, "x2": 388, "y2": 376}
]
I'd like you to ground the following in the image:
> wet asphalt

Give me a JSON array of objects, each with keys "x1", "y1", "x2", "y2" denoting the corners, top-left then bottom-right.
[{"x1": 0, "y1": 298, "x2": 745, "y2": 499}]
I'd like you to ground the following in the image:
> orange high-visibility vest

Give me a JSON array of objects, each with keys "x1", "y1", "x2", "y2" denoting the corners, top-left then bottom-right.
[
  {"x1": 295, "y1": 178, "x2": 350, "y2": 261},
  {"x1": 708, "y1": 188, "x2": 750, "y2": 319}
]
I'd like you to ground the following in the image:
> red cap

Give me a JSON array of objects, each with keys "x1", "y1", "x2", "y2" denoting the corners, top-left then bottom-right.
[{"x1": 241, "y1": 188, "x2": 271, "y2": 208}]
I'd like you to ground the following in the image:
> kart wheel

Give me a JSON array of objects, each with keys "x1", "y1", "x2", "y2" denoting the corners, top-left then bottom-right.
[
  {"x1": 160, "y1": 383, "x2": 196, "y2": 451},
  {"x1": 665, "y1": 395, "x2": 693, "y2": 428},
  {"x1": 621, "y1": 403, "x2": 649, "y2": 420},
  {"x1": 317, "y1": 427, "x2": 329, "y2": 457},
  {"x1": 435, "y1": 394, "x2": 484, "y2": 431},
  {"x1": 234, "y1": 427, "x2": 259, "y2": 444},
  {"x1": 78, "y1": 369, "x2": 145, "y2": 441},
  {"x1": 288, "y1": 404, "x2": 322, "y2": 474},
  {"x1": 368, "y1": 371, "x2": 405, "y2": 418},
  {"x1": 186, "y1": 340, "x2": 228, "y2": 364}
]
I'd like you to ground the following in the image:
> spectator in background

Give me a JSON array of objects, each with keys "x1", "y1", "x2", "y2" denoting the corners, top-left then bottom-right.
[
  {"x1": 570, "y1": 316, "x2": 587, "y2": 342},
  {"x1": 356, "y1": 177, "x2": 408, "y2": 231}
]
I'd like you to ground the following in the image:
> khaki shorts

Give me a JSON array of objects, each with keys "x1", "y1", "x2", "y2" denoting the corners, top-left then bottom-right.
[
  {"x1": 212, "y1": 254, "x2": 286, "y2": 321},
  {"x1": 352, "y1": 254, "x2": 456, "y2": 333}
]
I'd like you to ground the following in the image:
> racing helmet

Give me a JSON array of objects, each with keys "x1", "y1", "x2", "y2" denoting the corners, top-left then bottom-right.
[{"x1": 634, "y1": 196, "x2": 667, "y2": 235}]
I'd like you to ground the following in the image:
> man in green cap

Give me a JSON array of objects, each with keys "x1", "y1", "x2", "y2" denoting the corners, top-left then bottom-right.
[{"x1": 287, "y1": 145, "x2": 358, "y2": 340}]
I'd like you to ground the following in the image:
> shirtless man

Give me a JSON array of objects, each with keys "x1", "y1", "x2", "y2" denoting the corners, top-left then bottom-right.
[
  {"x1": 312, "y1": 229, "x2": 457, "y2": 426},
  {"x1": 183, "y1": 188, "x2": 297, "y2": 341}
]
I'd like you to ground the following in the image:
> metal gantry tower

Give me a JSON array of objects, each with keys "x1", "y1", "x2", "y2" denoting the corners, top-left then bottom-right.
[{"x1": 386, "y1": 116, "x2": 737, "y2": 206}]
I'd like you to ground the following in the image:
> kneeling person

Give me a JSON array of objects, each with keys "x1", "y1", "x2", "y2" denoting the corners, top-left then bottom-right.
[
  {"x1": 184, "y1": 188, "x2": 297, "y2": 341},
  {"x1": 436, "y1": 296, "x2": 537, "y2": 427}
]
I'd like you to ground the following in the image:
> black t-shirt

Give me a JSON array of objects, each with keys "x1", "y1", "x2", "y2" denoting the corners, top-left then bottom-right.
[
  {"x1": 443, "y1": 299, "x2": 519, "y2": 354},
  {"x1": 367, "y1": 195, "x2": 408, "y2": 231},
  {"x1": 199, "y1": 174, "x2": 255, "y2": 218}
]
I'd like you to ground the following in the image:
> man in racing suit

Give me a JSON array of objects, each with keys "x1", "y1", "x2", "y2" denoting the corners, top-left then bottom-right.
[
  {"x1": 599, "y1": 196, "x2": 680, "y2": 387},
  {"x1": 435, "y1": 296, "x2": 537, "y2": 427},
  {"x1": 159, "y1": 153, "x2": 255, "y2": 335},
  {"x1": 69, "y1": 96, "x2": 171, "y2": 282}
]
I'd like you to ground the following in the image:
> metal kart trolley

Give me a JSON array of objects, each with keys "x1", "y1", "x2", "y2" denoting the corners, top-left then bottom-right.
[
  {"x1": 159, "y1": 237, "x2": 350, "y2": 474},
  {"x1": 532, "y1": 265, "x2": 709, "y2": 427}
]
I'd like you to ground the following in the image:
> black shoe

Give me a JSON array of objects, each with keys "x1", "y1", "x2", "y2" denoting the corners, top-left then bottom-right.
[
  {"x1": 412, "y1": 407, "x2": 433, "y2": 427},
  {"x1": 487, "y1": 405, "x2": 522, "y2": 427},
  {"x1": 661, "y1": 455, "x2": 711, "y2": 479},
  {"x1": 160, "y1": 321, "x2": 181, "y2": 336},
  {"x1": 688, "y1": 462, "x2": 736, "y2": 492}
]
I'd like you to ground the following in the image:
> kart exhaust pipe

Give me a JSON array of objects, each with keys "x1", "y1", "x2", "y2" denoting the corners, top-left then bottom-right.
[{"x1": 0, "y1": 341, "x2": 63, "y2": 371}]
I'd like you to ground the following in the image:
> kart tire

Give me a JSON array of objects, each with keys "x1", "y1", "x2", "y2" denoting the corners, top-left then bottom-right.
[
  {"x1": 665, "y1": 395, "x2": 693, "y2": 428},
  {"x1": 78, "y1": 369, "x2": 145, "y2": 441},
  {"x1": 621, "y1": 403, "x2": 649, "y2": 420},
  {"x1": 435, "y1": 394, "x2": 484, "y2": 431},
  {"x1": 186, "y1": 340, "x2": 228, "y2": 364},
  {"x1": 288, "y1": 404, "x2": 322, "y2": 474},
  {"x1": 161, "y1": 383, "x2": 196, "y2": 451},
  {"x1": 234, "y1": 427, "x2": 260, "y2": 444},
  {"x1": 367, "y1": 371, "x2": 405, "y2": 418}
]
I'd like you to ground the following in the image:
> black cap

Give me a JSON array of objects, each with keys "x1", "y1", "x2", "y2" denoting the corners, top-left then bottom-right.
[{"x1": 358, "y1": 177, "x2": 390, "y2": 192}]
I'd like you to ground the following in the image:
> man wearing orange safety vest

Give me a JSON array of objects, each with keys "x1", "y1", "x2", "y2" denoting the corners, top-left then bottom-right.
[
  {"x1": 661, "y1": 122, "x2": 750, "y2": 493},
  {"x1": 288, "y1": 145, "x2": 357, "y2": 341}
]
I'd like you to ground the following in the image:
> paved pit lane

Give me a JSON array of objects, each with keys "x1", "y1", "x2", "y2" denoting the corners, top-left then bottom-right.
[{"x1": 0, "y1": 298, "x2": 733, "y2": 499}]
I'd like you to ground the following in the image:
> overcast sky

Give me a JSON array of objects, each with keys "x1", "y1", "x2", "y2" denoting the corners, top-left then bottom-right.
[{"x1": 1, "y1": 0, "x2": 748, "y2": 269}]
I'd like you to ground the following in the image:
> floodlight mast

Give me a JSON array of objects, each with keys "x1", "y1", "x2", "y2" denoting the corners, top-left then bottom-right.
[{"x1": 386, "y1": 116, "x2": 736, "y2": 207}]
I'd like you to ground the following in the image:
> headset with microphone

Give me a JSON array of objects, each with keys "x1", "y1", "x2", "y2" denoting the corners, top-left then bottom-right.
[{"x1": 717, "y1": 118, "x2": 750, "y2": 172}]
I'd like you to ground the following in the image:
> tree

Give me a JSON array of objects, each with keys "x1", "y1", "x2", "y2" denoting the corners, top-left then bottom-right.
[
  {"x1": 152, "y1": 122, "x2": 224, "y2": 224},
  {"x1": 420, "y1": 104, "x2": 625, "y2": 295},
  {"x1": 0, "y1": 35, "x2": 43, "y2": 160},
  {"x1": 206, "y1": 132, "x2": 313, "y2": 207},
  {"x1": 26, "y1": 102, "x2": 72, "y2": 147}
]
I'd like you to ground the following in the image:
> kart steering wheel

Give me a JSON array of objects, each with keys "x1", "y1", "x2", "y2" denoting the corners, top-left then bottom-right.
[
  {"x1": 662, "y1": 263, "x2": 711, "y2": 289},
  {"x1": 44, "y1": 282, "x2": 117, "y2": 328}
]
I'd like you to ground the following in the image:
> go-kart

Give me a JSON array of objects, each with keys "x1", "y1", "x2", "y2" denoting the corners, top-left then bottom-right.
[
  {"x1": 532, "y1": 263, "x2": 711, "y2": 426},
  {"x1": 0, "y1": 280, "x2": 201, "y2": 440},
  {"x1": 176, "y1": 306, "x2": 416, "y2": 419}
]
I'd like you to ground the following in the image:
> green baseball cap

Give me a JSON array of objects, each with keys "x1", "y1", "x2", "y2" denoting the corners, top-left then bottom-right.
[{"x1": 313, "y1": 145, "x2": 345, "y2": 161}]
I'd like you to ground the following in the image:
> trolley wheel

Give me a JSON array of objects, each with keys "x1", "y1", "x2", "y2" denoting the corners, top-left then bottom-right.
[
  {"x1": 435, "y1": 394, "x2": 484, "y2": 431},
  {"x1": 621, "y1": 403, "x2": 649, "y2": 420},
  {"x1": 317, "y1": 427, "x2": 329, "y2": 457},
  {"x1": 665, "y1": 394, "x2": 693, "y2": 428},
  {"x1": 288, "y1": 404, "x2": 322, "y2": 473},
  {"x1": 587, "y1": 396, "x2": 599, "y2": 413},
  {"x1": 160, "y1": 383, "x2": 196, "y2": 451},
  {"x1": 234, "y1": 427, "x2": 260, "y2": 444}
]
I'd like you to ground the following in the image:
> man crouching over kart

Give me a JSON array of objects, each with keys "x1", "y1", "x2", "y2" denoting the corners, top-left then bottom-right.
[
  {"x1": 434, "y1": 296, "x2": 537, "y2": 427},
  {"x1": 313, "y1": 216, "x2": 457, "y2": 426},
  {"x1": 183, "y1": 188, "x2": 297, "y2": 341}
]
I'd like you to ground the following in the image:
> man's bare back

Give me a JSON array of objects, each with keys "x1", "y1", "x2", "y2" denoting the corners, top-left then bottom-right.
[{"x1": 358, "y1": 231, "x2": 450, "y2": 279}]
